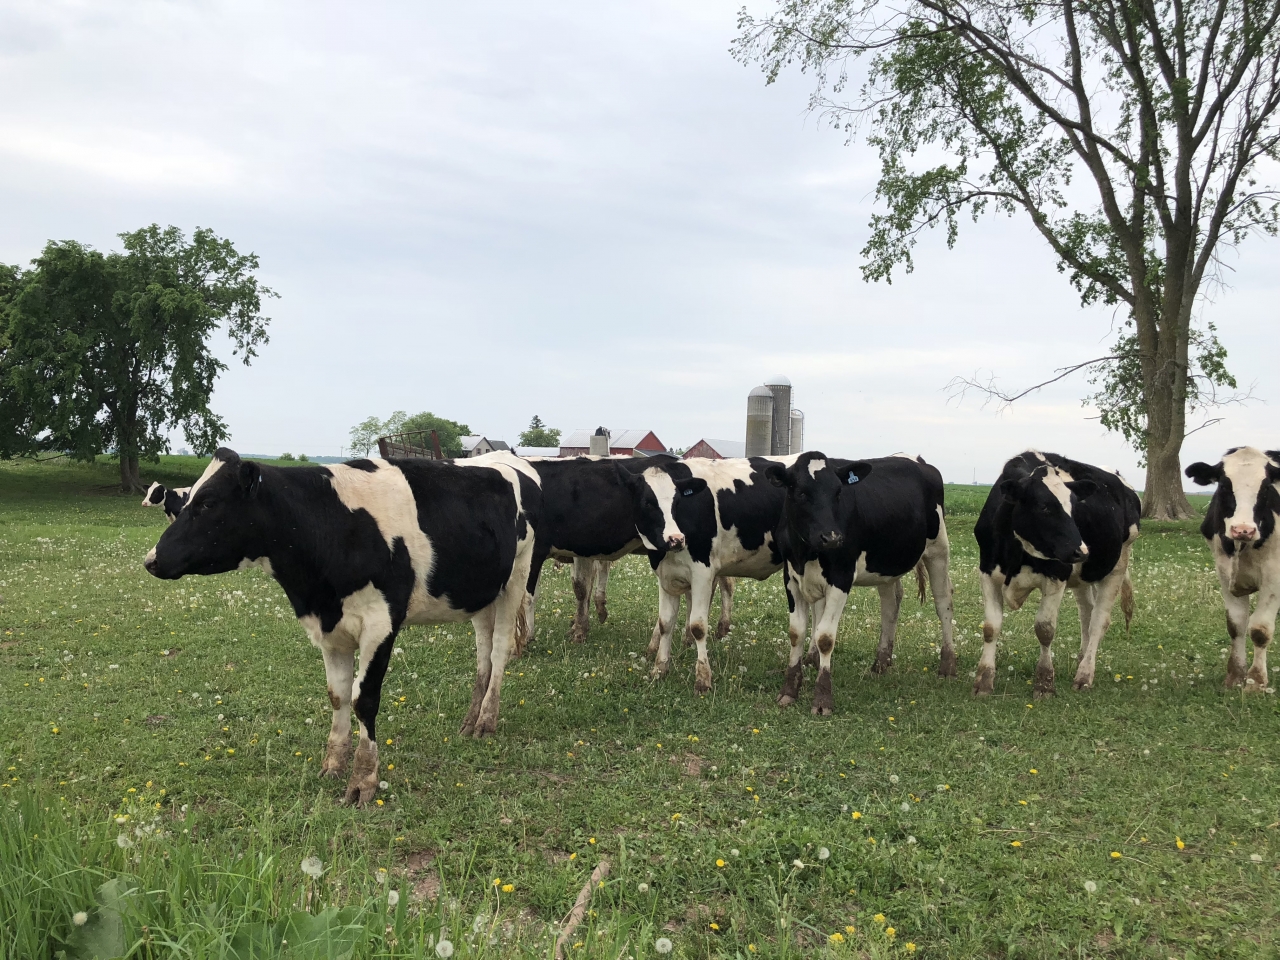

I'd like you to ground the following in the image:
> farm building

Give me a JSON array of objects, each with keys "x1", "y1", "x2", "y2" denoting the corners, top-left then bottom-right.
[
  {"x1": 457, "y1": 436, "x2": 511, "y2": 457},
  {"x1": 683, "y1": 438, "x2": 746, "y2": 460},
  {"x1": 558, "y1": 428, "x2": 667, "y2": 458}
]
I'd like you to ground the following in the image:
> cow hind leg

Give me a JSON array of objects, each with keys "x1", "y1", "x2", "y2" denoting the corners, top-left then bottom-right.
[
  {"x1": 1120, "y1": 572, "x2": 1134, "y2": 633},
  {"x1": 346, "y1": 610, "x2": 398, "y2": 806},
  {"x1": 923, "y1": 527, "x2": 956, "y2": 677},
  {"x1": 471, "y1": 589, "x2": 522, "y2": 737},
  {"x1": 871, "y1": 580, "x2": 903, "y2": 675},
  {"x1": 460, "y1": 607, "x2": 496, "y2": 737},
  {"x1": 594, "y1": 561, "x2": 610, "y2": 624},
  {"x1": 974, "y1": 573, "x2": 1004, "y2": 697},
  {"x1": 318, "y1": 641, "x2": 356, "y2": 778},
  {"x1": 569, "y1": 558, "x2": 592, "y2": 643},
  {"x1": 715, "y1": 576, "x2": 735, "y2": 638},
  {"x1": 1032, "y1": 582, "x2": 1067, "y2": 698},
  {"x1": 1072, "y1": 555, "x2": 1128, "y2": 691}
]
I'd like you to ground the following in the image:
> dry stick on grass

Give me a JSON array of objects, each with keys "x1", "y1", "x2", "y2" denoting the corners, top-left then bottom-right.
[{"x1": 554, "y1": 860, "x2": 610, "y2": 960}]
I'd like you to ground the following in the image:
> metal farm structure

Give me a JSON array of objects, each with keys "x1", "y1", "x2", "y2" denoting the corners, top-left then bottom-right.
[{"x1": 376, "y1": 429, "x2": 445, "y2": 460}]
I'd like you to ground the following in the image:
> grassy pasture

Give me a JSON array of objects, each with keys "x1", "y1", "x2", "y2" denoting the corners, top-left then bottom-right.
[{"x1": 0, "y1": 455, "x2": 1277, "y2": 959}]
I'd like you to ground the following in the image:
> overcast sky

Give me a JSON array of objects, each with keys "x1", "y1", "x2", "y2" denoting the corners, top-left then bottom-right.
[{"x1": 2, "y1": 1, "x2": 1275, "y2": 483}]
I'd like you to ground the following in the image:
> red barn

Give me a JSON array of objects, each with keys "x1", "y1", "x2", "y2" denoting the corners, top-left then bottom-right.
[
  {"x1": 682, "y1": 438, "x2": 746, "y2": 460},
  {"x1": 559, "y1": 428, "x2": 667, "y2": 458}
]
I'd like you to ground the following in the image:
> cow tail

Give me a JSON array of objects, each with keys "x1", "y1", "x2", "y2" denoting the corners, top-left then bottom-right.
[
  {"x1": 1121, "y1": 572, "x2": 1135, "y2": 634},
  {"x1": 914, "y1": 561, "x2": 927, "y2": 604},
  {"x1": 513, "y1": 596, "x2": 530, "y2": 657}
]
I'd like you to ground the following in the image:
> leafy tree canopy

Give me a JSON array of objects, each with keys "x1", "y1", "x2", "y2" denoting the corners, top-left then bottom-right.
[
  {"x1": 348, "y1": 411, "x2": 472, "y2": 458},
  {"x1": 0, "y1": 225, "x2": 275, "y2": 491},
  {"x1": 518, "y1": 415, "x2": 561, "y2": 448}
]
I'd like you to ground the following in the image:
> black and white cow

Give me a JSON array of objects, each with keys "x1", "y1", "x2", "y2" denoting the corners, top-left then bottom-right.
[
  {"x1": 766, "y1": 452, "x2": 955, "y2": 714},
  {"x1": 974, "y1": 451, "x2": 1140, "y2": 697},
  {"x1": 144, "y1": 447, "x2": 539, "y2": 805},
  {"x1": 522, "y1": 456, "x2": 733, "y2": 648},
  {"x1": 1186, "y1": 446, "x2": 1280, "y2": 690},
  {"x1": 141, "y1": 482, "x2": 190, "y2": 523},
  {"x1": 619, "y1": 456, "x2": 793, "y2": 691}
]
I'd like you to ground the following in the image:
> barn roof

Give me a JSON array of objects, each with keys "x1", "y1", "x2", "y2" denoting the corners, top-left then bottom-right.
[
  {"x1": 687, "y1": 438, "x2": 746, "y2": 459},
  {"x1": 560, "y1": 428, "x2": 665, "y2": 451}
]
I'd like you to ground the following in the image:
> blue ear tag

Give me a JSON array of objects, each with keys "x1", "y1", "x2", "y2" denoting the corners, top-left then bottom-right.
[{"x1": 847, "y1": 473, "x2": 859, "y2": 484}]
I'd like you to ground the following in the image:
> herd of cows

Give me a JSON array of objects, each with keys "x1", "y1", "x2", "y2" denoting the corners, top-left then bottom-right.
[{"x1": 138, "y1": 444, "x2": 1279, "y2": 806}]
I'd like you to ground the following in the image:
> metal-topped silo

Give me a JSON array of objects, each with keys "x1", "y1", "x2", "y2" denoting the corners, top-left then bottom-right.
[
  {"x1": 589, "y1": 427, "x2": 609, "y2": 457},
  {"x1": 764, "y1": 375, "x2": 791, "y2": 455},
  {"x1": 745, "y1": 386, "x2": 774, "y2": 457}
]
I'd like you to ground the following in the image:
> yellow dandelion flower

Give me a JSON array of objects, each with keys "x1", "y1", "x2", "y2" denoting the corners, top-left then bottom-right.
[
  {"x1": 1029, "y1": 768, "x2": 1038, "y2": 774},
  {"x1": 569, "y1": 852, "x2": 576, "y2": 860},
  {"x1": 710, "y1": 922, "x2": 720, "y2": 931},
  {"x1": 874, "y1": 914, "x2": 885, "y2": 924},
  {"x1": 588, "y1": 837, "x2": 596, "y2": 844},
  {"x1": 748, "y1": 945, "x2": 757, "y2": 953},
  {"x1": 906, "y1": 943, "x2": 917, "y2": 953},
  {"x1": 886, "y1": 927, "x2": 896, "y2": 939},
  {"x1": 716, "y1": 859, "x2": 726, "y2": 867},
  {"x1": 502, "y1": 883, "x2": 514, "y2": 893},
  {"x1": 1176, "y1": 837, "x2": 1185, "y2": 850},
  {"x1": 1110, "y1": 851, "x2": 1122, "y2": 859},
  {"x1": 852, "y1": 811, "x2": 862, "y2": 820},
  {"x1": 493, "y1": 878, "x2": 502, "y2": 886},
  {"x1": 671, "y1": 813, "x2": 681, "y2": 821},
  {"x1": 375, "y1": 799, "x2": 384, "y2": 806},
  {"x1": 387, "y1": 763, "x2": 394, "y2": 770},
  {"x1": 868, "y1": 837, "x2": 876, "y2": 844},
  {"x1": 828, "y1": 932, "x2": 845, "y2": 943},
  {"x1": 1011, "y1": 840, "x2": 1022, "y2": 847}
]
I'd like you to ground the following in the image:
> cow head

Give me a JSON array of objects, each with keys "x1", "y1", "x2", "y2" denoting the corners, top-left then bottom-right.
[
  {"x1": 1186, "y1": 446, "x2": 1280, "y2": 545},
  {"x1": 144, "y1": 448, "x2": 266, "y2": 579},
  {"x1": 142, "y1": 482, "x2": 167, "y2": 507},
  {"x1": 615, "y1": 463, "x2": 706, "y2": 553},
  {"x1": 766, "y1": 452, "x2": 872, "y2": 552},
  {"x1": 999, "y1": 466, "x2": 1095, "y2": 564}
]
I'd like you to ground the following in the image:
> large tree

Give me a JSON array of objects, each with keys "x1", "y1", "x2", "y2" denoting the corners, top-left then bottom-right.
[
  {"x1": 518, "y1": 414, "x2": 562, "y2": 448},
  {"x1": 735, "y1": 0, "x2": 1280, "y2": 518},
  {"x1": 348, "y1": 410, "x2": 472, "y2": 458},
  {"x1": 0, "y1": 225, "x2": 275, "y2": 491}
]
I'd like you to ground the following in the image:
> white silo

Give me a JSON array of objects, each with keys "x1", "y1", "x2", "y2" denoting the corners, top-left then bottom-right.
[
  {"x1": 764, "y1": 374, "x2": 792, "y2": 455},
  {"x1": 789, "y1": 408, "x2": 805, "y2": 454},
  {"x1": 745, "y1": 386, "x2": 774, "y2": 457},
  {"x1": 589, "y1": 427, "x2": 609, "y2": 457}
]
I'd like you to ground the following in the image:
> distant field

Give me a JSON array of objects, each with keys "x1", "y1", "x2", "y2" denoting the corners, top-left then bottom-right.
[{"x1": 0, "y1": 456, "x2": 1274, "y2": 959}]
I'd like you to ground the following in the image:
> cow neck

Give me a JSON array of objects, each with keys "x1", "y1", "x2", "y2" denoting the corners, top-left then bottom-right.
[{"x1": 250, "y1": 468, "x2": 338, "y2": 604}]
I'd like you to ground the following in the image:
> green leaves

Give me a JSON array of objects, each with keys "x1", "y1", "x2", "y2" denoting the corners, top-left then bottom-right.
[{"x1": 225, "y1": 907, "x2": 365, "y2": 960}]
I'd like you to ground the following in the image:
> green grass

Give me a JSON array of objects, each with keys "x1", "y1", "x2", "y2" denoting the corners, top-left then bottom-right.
[{"x1": 0, "y1": 456, "x2": 1275, "y2": 959}]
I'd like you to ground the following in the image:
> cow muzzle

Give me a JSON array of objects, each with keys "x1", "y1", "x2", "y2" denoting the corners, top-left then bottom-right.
[
  {"x1": 818, "y1": 531, "x2": 844, "y2": 550},
  {"x1": 1229, "y1": 522, "x2": 1259, "y2": 542},
  {"x1": 144, "y1": 547, "x2": 160, "y2": 577},
  {"x1": 1068, "y1": 543, "x2": 1089, "y2": 564},
  {"x1": 665, "y1": 533, "x2": 686, "y2": 551}
]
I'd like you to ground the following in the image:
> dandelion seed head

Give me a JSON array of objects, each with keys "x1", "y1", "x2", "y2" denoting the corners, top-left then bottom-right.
[
  {"x1": 655, "y1": 937, "x2": 673, "y2": 954},
  {"x1": 435, "y1": 940, "x2": 455, "y2": 958},
  {"x1": 72, "y1": 911, "x2": 88, "y2": 926}
]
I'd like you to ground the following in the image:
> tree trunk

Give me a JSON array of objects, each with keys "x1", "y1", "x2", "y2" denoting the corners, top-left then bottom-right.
[
  {"x1": 119, "y1": 455, "x2": 143, "y2": 494},
  {"x1": 1141, "y1": 429, "x2": 1195, "y2": 521}
]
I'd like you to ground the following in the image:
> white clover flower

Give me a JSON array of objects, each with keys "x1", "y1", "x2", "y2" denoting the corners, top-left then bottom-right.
[
  {"x1": 818, "y1": 847, "x2": 830, "y2": 861},
  {"x1": 655, "y1": 937, "x2": 673, "y2": 954},
  {"x1": 388, "y1": 889, "x2": 400, "y2": 907},
  {"x1": 73, "y1": 911, "x2": 88, "y2": 926},
  {"x1": 300, "y1": 856, "x2": 323, "y2": 879},
  {"x1": 889, "y1": 774, "x2": 899, "y2": 784},
  {"x1": 730, "y1": 849, "x2": 740, "y2": 857},
  {"x1": 379, "y1": 780, "x2": 389, "y2": 790},
  {"x1": 1083, "y1": 880, "x2": 1097, "y2": 894},
  {"x1": 907, "y1": 836, "x2": 917, "y2": 845},
  {"x1": 900, "y1": 801, "x2": 911, "y2": 812},
  {"x1": 637, "y1": 882, "x2": 650, "y2": 893},
  {"x1": 435, "y1": 940, "x2": 455, "y2": 958}
]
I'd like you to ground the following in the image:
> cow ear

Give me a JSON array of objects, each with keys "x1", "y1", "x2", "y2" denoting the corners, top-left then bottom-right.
[
  {"x1": 1184, "y1": 461, "x2": 1221, "y2": 486},
  {"x1": 675, "y1": 477, "x2": 708, "y2": 498},
  {"x1": 999, "y1": 479, "x2": 1022, "y2": 502},
  {"x1": 1066, "y1": 479, "x2": 1098, "y2": 500},
  {"x1": 238, "y1": 460, "x2": 261, "y2": 495},
  {"x1": 1266, "y1": 460, "x2": 1280, "y2": 484},
  {"x1": 614, "y1": 462, "x2": 642, "y2": 490},
  {"x1": 843, "y1": 461, "x2": 873, "y2": 485},
  {"x1": 765, "y1": 463, "x2": 793, "y2": 488}
]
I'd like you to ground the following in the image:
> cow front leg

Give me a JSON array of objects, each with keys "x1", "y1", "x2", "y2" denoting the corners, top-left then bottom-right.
[
  {"x1": 1073, "y1": 555, "x2": 1128, "y2": 691},
  {"x1": 1074, "y1": 584, "x2": 1095, "y2": 668},
  {"x1": 805, "y1": 596, "x2": 826, "y2": 668},
  {"x1": 569, "y1": 558, "x2": 593, "y2": 643},
  {"x1": 778, "y1": 573, "x2": 808, "y2": 707},
  {"x1": 923, "y1": 524, "x2": 957, "y2": 676},
  {"x1": 1215, "y1": 553, "x2": 1251, "y2": 688},
  {"x1": 318, "y1": 641, "x2": 356, "y2": 778},
  {"x1": 810, "y1": 589, "x2": 850, "y2": 716},
  {"x1": 1031, "y1": 581, "x2": 1067, "y2": 697},
  {"x1": 974, "y1": 572, "x2": 1004, "y2": 696},
  {"x1": 686, "y1": 572, "x2": 716, "y2": 692},
  {"x1": 650, "y1": 588, "x2": 681, "y2": 679},
  {"x1": 593, "y1": 561, "x2": 611, "y2": 624},
  {"x1": 1245, "y1": 582, "x2": 1279, "y2": 691},
  {"x1": 346, "y1": 616, "x2": 398, "y2": 807},
  {"x1": 714, "y1": 576, "x2": 735, "y2": 638},
  {"x1": 871, "y1": 580, "x2": 903, "y2": 675}
]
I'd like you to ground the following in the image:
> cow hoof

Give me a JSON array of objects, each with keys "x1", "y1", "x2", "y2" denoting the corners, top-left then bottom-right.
[
  {"x1": 811, "y1": 704, "x2": 833, "y2": 716},
  {"x1": 471, "y1": 716, "x2": 498, "y2": 738},
  {"x1": 458, "y1": 721, "x2": 475, "y2": 737},
  {"x1": 694, "y1": 661, "x2": 712, "y2": 692},
  {"x1": 938, "y1": 649, "x2": 958, "y2": 678},
  {"x1": 777, "y1": 694, "x2": 796, "y2": 708},
  {"x1": 1033, "y1": 686, "x2": 1055, "y2": 700},
  {"x1": 871, "y1": 656, "x2": 892, "y2": 675},
  {"x1": 1243, "y1": 676, "x2": 1267, "y2": 694},
  {"x1": 319, "y1": 757, "x2": 348, "y2": 779},
  {"x1": 650, "y1": 660, "x2": 670, "y2": 680},
  {"x1": 569, "y1": 626, "x2": 587, "y2": 644},
  {"x1": 715, "y1": 620, "x2": 731, "y2": 640},
  {"x1": 1072, "y1": 677, "x2": 1094, "y2": 692},
  {"x1": 342, "y1": 776, "x2": 378, "y2": 807},
  {"x1": 596, "y1": 609, "x2": 608, "y2": 625},
  {"x1": 972, "y1": 665, "x2": 995, "y2": 697}
]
